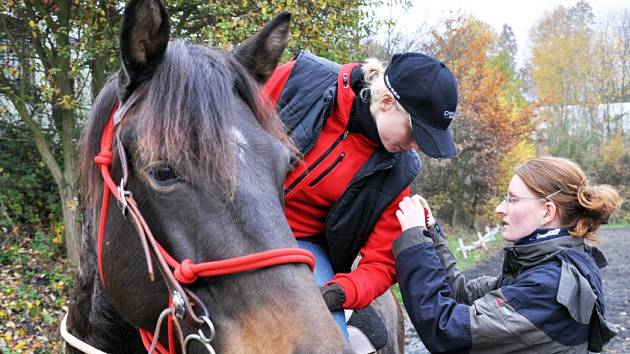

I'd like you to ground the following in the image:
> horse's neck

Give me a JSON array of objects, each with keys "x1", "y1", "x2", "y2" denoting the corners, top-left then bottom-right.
[{"x1": 68, "y1": 222, "x2": 145, "y2": 353}]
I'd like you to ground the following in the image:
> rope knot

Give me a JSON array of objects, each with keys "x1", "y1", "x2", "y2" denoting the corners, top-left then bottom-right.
[
  {"x1": 94, "y1": 151, "x2": 113, "y2": 166},
  {"x1": 174, "y1": 259, "x2": 198, "y2": 284}
]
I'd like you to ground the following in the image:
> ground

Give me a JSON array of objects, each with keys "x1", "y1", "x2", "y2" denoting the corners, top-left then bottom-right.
[
  {"x1": 403, "y1": 227, "x2": 630, "y2": 353},
  {"x1": 0, "y1": 230, "x2": 71, "y2": 353}
]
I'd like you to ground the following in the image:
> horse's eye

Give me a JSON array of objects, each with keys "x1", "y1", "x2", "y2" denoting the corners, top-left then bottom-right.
[{"x1": 148, "y1": 164, "x2": 178, "y2": 183}]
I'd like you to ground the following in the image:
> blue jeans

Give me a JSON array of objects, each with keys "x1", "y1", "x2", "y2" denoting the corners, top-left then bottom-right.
[{"x1": 296, "y1": 239, "x2": 349, "y2": 342}]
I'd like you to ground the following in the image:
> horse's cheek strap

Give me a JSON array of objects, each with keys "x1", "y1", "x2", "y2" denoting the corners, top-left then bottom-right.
[{"x1": 95, "y1": 105, "x2": 118, "y2": 288}]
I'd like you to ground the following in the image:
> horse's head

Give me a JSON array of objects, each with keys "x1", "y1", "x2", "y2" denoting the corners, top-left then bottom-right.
[{"x1": 77, "y1": 0, "x2": 348, "y2": 352}]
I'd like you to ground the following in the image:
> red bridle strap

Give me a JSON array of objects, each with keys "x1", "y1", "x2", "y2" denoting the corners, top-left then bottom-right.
[
  {"x1": 161, "y1": 245, "x2": 315, "y2": 284},
  {"x1": 93, "y1": 101, "x2": 317, "y2": 353},
  {"x1": 94, "y1": 102, "x2": 120, "y2": 287}
]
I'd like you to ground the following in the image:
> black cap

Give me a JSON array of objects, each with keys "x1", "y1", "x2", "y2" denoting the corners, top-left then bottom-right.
[{"x1": 384, "y1": 53, "x2": 458, "y2": 159}]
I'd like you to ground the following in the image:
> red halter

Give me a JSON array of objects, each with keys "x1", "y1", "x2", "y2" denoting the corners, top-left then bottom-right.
[{"x1": 93, "y1": 99, "x2": 315, "y2": 353}]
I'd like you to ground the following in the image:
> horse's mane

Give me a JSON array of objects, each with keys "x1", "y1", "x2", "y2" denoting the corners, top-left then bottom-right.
[{"x1": 79, "y1": 40, "x2": 292, "y2": 213}]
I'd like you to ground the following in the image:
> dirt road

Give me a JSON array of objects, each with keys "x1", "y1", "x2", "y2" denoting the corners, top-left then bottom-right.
[{"x1": 403, "y1": 227, "x2": 630, "y2": 353}]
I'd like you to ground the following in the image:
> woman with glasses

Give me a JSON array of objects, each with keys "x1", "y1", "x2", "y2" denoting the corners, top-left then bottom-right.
[{"x1": 393, "y1": 156, "x2": 622, "y2": 353}]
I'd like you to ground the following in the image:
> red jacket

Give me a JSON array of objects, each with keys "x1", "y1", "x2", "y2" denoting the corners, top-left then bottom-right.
[{"x1": 264, "y1": 60, "x2": 410, "y2": 308}]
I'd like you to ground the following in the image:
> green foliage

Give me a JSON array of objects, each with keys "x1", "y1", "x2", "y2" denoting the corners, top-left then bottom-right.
[
  {"x1": 168, "y1": 0, "x2": 384, "y2": 63},
  {"x1": 0, "y1": 0, "x2": 387, "y2": 262},
  {"x1": 596, "y1": 133, "x2": 630, "y2": 224},
  {"x1": 529, "y1": 1, "x2": 595, "y2": 105},
  {"x1": 0, "y1": 122, "x2": 60, "y2": 229}
]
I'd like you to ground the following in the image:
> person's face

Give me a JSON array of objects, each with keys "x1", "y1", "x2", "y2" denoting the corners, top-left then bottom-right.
[
  {"x1": 495, "y1": 175, "x2": 548, "y2": 241},
  {"x1": 372, "y1": 95, "x2": 419, "y2": 153}
]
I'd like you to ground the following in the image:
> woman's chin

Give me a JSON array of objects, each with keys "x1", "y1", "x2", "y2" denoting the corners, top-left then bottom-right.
[{"x1": 501, "y1": 228, "x2": 520, "y2": 242}]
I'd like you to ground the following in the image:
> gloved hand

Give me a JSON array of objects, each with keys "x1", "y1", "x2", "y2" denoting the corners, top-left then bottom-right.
[{"x1": 320, "y1": 283, "x2": 346, "y2": 311}]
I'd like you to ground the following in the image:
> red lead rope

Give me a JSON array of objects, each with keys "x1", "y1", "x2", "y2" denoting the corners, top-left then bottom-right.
[{"x1": 93, "y1": 102, "x2": 316, "y2": 353}]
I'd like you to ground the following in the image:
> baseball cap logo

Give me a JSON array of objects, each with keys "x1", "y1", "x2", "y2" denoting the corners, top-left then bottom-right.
[
  {"x1": 385, "y1": 74, "x2": 401, "y2": 100},
  {"x1": 444, "y1": 111, "x2": 455, "y2": 119}
]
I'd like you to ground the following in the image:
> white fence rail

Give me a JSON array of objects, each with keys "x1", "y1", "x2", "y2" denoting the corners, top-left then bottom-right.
[{"x1": 457, "y1": 225, "x2": 501, "y2": 258}]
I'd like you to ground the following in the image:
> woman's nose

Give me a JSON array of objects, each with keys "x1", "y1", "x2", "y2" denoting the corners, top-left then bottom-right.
[{"x1": 496, "y1": 200, "x2": 507, "y2": 215}]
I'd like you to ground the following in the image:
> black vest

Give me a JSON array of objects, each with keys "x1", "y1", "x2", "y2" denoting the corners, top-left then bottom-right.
[{"x1": 277, "y1": 51, "x2": 421, "y2": 273}]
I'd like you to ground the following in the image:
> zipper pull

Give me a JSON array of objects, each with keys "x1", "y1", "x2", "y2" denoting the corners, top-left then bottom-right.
[
  {"x1": 343, "y1": 130, "x2": 349, "y2": 139},
  {"x1": 343, "y1": 73, "x2": 349, "y2": 88}
]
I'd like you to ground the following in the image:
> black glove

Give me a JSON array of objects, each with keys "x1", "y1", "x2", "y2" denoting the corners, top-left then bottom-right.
[{"x1": 320, "y1": 283, "x2": 346, "y2": 311}]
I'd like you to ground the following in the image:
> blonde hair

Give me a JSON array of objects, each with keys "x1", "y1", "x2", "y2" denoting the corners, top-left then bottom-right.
[
  {"x1": 515, "y1": 156, "x2": 623, "y2": 243},
  {"x1": 361, "y1": 58, "x2": 407, "y2": 113}
]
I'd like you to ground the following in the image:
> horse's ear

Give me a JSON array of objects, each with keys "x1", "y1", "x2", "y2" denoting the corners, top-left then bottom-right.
[
  {"x1": 117, "y1": 0, "x2": 170, "y2": 101},
  {"x1": 232, "y1": 11, "x2": 291, "y2": 84}
]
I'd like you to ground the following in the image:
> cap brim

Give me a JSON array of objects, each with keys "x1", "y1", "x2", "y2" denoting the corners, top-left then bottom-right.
[{"x1": 411, "y1": 116, "x2": 456, "y2": 159}]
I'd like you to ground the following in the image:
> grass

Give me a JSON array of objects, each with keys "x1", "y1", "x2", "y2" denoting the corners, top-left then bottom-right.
[
  {"x1": 443, "y1": 225, "x2": 505, "y2": 271},
  {"x1": 601, "y1": 222, "x2": 630, "y2": 230}
]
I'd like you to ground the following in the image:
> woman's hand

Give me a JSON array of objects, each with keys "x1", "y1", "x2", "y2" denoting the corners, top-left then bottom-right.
[
  {"x1": 417, "y1": 195, "x2": 436, "y2": 227},
  {"x1": 396, "y1": 195, "x2": 432, "y2": 231}
]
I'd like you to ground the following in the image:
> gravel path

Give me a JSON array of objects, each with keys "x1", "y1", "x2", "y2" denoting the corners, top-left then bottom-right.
[{"x1": 403, "y1": 228, "x2": 630, "y2": 353}]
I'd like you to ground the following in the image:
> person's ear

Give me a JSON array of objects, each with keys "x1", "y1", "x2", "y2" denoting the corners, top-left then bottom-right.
[
  {"x1": 542, "y1": 202, "x2": 558, "y2": 225},
  {"x1": 379, "y1": 93, "x2": 396, "y2": 112}
]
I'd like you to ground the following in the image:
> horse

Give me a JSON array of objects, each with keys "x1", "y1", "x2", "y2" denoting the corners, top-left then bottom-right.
[
  {"x1": 65, "y1": 1, "x2": 351, "y2": 353},
  {"x1": 65, "y1": 0, "x2": 404, "y2": 352}
]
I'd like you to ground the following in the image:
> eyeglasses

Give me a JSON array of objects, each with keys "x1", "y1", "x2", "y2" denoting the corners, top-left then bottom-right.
[{"x1": 503, "y1": 190, "x2": 561, "y2": 207}]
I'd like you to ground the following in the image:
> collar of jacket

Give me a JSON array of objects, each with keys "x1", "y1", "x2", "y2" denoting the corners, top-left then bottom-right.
[
  {"x1": 347, "y1": 70, "x2": 385, "y2": 148},
  {"x1": 515, "y1": 227, "x2": 570, "y2": 245},
  {"x1": 503, "y1": 229, "x2": 583, "y2": 272}
]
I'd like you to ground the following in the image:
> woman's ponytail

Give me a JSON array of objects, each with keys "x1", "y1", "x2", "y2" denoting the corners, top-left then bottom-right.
[{"x1": 573, "y1": 185, "x2": 623, "y2": 242}]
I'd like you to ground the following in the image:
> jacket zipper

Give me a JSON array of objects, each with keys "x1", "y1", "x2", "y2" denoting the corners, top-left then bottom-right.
[
  {"x1": 285, "y1": 130, "x2": 349, "y2": 195},
  {"x1": 308, "y1": 153, "x2": 345, "y2": 187}
]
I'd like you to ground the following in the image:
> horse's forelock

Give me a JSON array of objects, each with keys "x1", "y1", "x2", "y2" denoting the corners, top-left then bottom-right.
[
  {"x1": 129, "y1": 41, "x2": 236, "y2": 195},
  {"x1": 80, "y1": 40, "x2": 295, "y2": 210}
]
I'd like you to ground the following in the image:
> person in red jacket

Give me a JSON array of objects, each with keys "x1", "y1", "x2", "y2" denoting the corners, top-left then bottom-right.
[{"x1": 263, "y1": 51, "x2": 458, "y2": 340}]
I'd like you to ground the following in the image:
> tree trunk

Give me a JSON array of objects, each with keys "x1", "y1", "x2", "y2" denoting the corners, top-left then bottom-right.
[
  {"x1": 451, "y1": 205, "x2": 459, "y2": 227},
  {"x1": 61, "y1": 187, "x2": 81, "y2": 266},
  {"x1": 0, "y1": 199, "x2": 14, "y2": 228}
]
